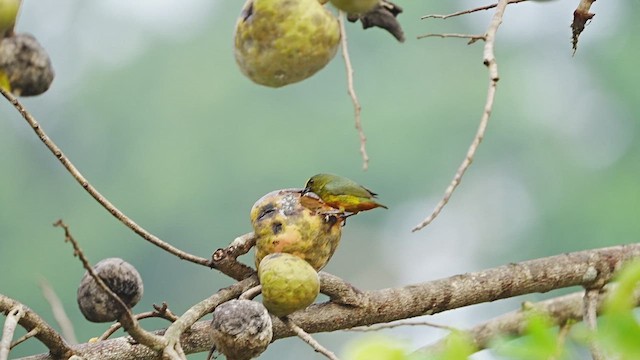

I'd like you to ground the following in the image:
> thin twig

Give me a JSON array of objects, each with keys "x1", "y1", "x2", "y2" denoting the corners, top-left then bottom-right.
[
  {"x1": 549, "y1": 321, "x2": 573, "y2": 360},
  {"x1": 98, "y1": 303, "x2": 179, "y2": 341},
  {"x1": 421, "y1": 0, "x2": 527, "y2": 19},
  {"x1": 281, "y1": 317, "x2": 340, "y2": 360},
  {"x1": 0, "y1": 306, "x2": 25, "y2": 360},
  {"x1": 571, "y1": 0, "x2": 596, "y2": 55},
  {"x1": 0, "y1": 88, "x2": 211, "y2": 267},
  {"x1": 347, "y1": 320, "x2": 457, "y2": 332},
  {"x1": 417, "y1": 33, "x2": 486, "y2": 44},
  {"x1": 412, "y1": 0, "x2": 508, "y2": 232},
  {"x1": 338, "y1": 12, "x2": 369, "y2": 170},
  {"x1": 38, "y1": 278, "x2": 78, "y2": 344},
  {"x1": 239, "y1": 285, "x2": 262, "y2": 301},
  {"x1": 53, "y1": 220, "x2": 166, "y2": 351},
  {"x1": 9, "y1": 328, "x2": 39, "y2": 350},
  {"x1": 584, "y1": 288, "x2": 605, "y2": 360}
]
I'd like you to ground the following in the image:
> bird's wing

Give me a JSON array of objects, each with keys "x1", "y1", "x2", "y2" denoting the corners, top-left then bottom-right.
[{"x1": 323, "y1": 179, "x2": 375, "y2": 199}]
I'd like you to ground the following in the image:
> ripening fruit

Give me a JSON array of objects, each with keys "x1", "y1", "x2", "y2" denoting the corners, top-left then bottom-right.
[
  {"x1": 0, "y1": 0, "x2": 20, "y2": 37},
  {"x1": 303, "y1": 173, "x2": 387, "y2": 214},
  {"x1": 234, "y1": 0, "x2": 340, "y2": 87},
  {"x1": 258, "y1": 253, "x2": 320, "y2": 317},
  {"x1": 252, "y1": 189, "x2": 343, "y2": 271},
  {"x1": 329, "y1": 0, "x2": 378, "y2": 14}
]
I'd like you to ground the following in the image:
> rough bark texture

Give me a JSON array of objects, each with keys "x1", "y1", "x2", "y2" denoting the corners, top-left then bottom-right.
[{"x1": 16, "y1": 244, "x2": 639, "y2": 360}]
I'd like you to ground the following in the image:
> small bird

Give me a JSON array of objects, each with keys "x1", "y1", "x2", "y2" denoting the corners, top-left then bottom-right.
[{"x1": 302, "y1": 173, "x2": 387, "y2": 215}]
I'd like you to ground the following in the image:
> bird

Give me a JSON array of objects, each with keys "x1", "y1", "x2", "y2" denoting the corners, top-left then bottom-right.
[{"x1": 302, "y1": 173, "x2": 387, "y2": 215}]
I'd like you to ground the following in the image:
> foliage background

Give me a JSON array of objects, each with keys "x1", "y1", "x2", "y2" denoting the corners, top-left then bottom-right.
[{"x1": 0, "y1": 0, "x2": 638, "y2": 358}]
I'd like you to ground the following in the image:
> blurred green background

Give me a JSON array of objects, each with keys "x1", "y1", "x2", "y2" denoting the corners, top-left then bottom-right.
[{"x1": 0, "y1": 0, "x2": 638, "y2": 359}]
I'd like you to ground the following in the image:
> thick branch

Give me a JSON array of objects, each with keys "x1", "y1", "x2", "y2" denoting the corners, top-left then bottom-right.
[
  {"x1": 19, "y1": 244, "x2": 639, "y2": 360},
  {"x1": 0, "y1": 294, "x2": 74, "y2": 359},
  {"x1": 420, "y1": 285, "x2": 640, "y2": 354}
]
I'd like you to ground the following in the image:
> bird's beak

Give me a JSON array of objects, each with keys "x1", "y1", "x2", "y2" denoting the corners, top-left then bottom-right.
[{"x1": 300, "y1": 187, "x2": 310, "y2": 195}]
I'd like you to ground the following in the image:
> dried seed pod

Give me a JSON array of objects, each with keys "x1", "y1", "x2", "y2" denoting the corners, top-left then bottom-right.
[
  {"x1": 0, "y1": 33, "x2": 54, "y2": 96},
  {"x1": 210, "y1": 300, "x2": 273, "y2": 360},
  {"x1": 77, "y1": 258, "x2": 143, "y2": 323}
]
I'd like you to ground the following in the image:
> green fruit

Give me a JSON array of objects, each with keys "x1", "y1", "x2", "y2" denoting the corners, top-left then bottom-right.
[
  {"x1": 258, "y1": 253, "x2": 320, "y2": 317},
  {"x1": 234, "y1": 0, "x2": 340, "y2": 87},
  {"x1": 251, "y1": 189, "x2": 343, "y2": 271},
  {"x1": 329, "y1": 0, "x2": 378, "y2": 14},
  {"x1": 0, "y1": 0, "x2": 20, "y2": 37}
]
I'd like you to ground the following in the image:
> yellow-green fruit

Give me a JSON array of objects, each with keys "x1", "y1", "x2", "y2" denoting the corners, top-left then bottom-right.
[
  {"x1": 234, "y1": 0, "x2": 340, "y2": 87},
  {"x1": 258, "y1": 253, "x2": 320, "y2": 317},
  {"x1": 252, "y1": 189, "x2": 343, "y2": 271},
  {"x1": 0, "y1": 0, "x2": 20, "y2": 37},
  {"x1": 329, "y1": 0, "x2": 378, "y2": 14}
]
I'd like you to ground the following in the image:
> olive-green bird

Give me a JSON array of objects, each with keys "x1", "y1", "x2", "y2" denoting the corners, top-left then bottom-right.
[{"x1": 302, "y1": 173, "x2": 387, "y2": 214}]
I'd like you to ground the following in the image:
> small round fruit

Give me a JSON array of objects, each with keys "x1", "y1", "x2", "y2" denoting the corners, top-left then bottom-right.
[
  {"x1": 210, "y1": 300, "x2": 273, "y2": 360},
  {"x1": 330, "y1": 0, "x2": 378, "y2": 14},
  {"x1": 0, "y1": 33, "x2": 54, "y2": 96},
  {"x1": 252, "y1": 188, "x2": 343, "y2": 271},
  {"x1": 77, "y1": 258, "x2": 143, "y2": 323},
  {"x1": 258, "y1": 253, "x2": 320, "y2": 317},
  {"x1": 234, "y1": 0, "x2": 340, "y2": 87}
]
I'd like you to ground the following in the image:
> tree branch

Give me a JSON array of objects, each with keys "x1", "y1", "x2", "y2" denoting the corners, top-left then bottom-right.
[
  {"x1": 19, "y1": 243, "x2": 639, "y2": 360},
  {"x1": 0, "y1": 88, "x2": 211, "y2": 267},
  {"x1": 0, "y1": 306, "x2": 25, "y2": 360},
  {"x1": 281, "y1": 317, "x2": 340, "y2": 360},
  {"x1": 419, "y1": 285, "x2": 640, "y2": 355},
  {"x1": 0, "y1": 294, "x2": 74, "y2": 359},
  {"x1": 583, "y1": 288, "x2": 605, "y2": 360},
  {"x1": 38, "y1": 279, "x2": 78, "y2": 345},
  {"x1": 338, "y1": 12, "x2": 369, "y2": 170},
  {"x1": 421, "y1": 0, "x2": 527, "y2": 20},
  {"x1": 54, "y1": 220, "x2": 166, "y2": 351},
  {"x1": 413, "y1": 0, "x2": 509, "y2": 232}
]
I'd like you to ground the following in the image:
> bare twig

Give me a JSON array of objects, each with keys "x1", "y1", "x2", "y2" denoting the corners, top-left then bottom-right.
[
  {"x1": 281, "y1": 317, "x2": 340, "y2": 360},
  {"x1": 416, "y1": 33, "x2": 486, "y2": 44},
  {"x1": 0, "y1": 294, "x2": 73, "y2": 358},
  {"x1": 53, "y1": 220, "x2": 166, "y2": 351},
  {"x1": 421, "y1": 0, "x2": 527, "y2": 19},
  {"x1": 211, "y1": 232, "x2": 257, "y2": 281},
  {"x1": 239, "y1": 285, "x2": 262, "y2": 300},
  {"x1": 418, "y1": 285, "x2": 640, "y2": 355},
  {"x1": 98, "y1": 303, "x2": 179, "y2": 341},
  {"x1": 20, "y1": 244, "x2": 640, "y2": 360},
  {"x1": 319, "y1": 272, "x2": 365, "y2": 307},
  {"x1": 0, "y1": 306, "x2": 25, "y2": 360},
  {"x1": 549, "y1": 321, "x2": 574, "y2": 360},
  {"x1": 348, "y1": 320, "x2": 457, "y2": 332},
  {"x1": 162, "y1": 276, "x2": 259, "y2": 359},
  {"x1": 584, "y1": 288, "x2": 605, "y2": 360},
  {"x1": 0, "y1": 88, "x2": 211, "y2": 267},
  {"x1": 338, "y1": 12, "x2": 369, "y2": 170},
  {"x1": 10, "y1": 329, "x2": 39, "y2": 350},
  {"x1": 412, "y1": 0, "x2": 509, "y2": 232},
  {"x1": 38, "y1": 279, "x2": 78, "y2": 345},
  {"x1": 571, "y1": 0, "x2": 596, "y2": 54}
]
